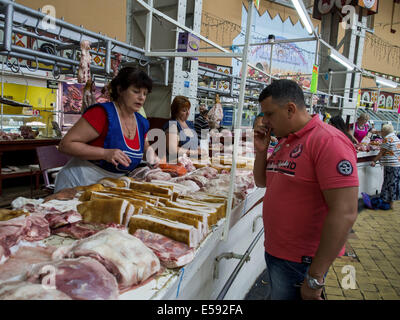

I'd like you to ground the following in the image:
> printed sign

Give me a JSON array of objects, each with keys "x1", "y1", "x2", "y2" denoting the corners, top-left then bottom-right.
[
  {"x1": 358, "y1": 0, "x2": 379, "y2": 12},
  {"x1": 310, "y1": 65, "x2": 319, "y2": 94}
]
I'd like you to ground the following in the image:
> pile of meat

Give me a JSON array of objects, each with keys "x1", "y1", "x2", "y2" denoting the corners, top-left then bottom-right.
[
  {"x1": 19, "y1": 126, "x2": 38, "y2": 139},
  {"x1": 201, "y1": 170, "x2": 255, "y2": 207},
  {"x1": 0, "y1": 200, "x2": 197, "y2": 300},
  {"x1": 0, "y1": 131, "x2": 22, "y2": 141},
  {"x1": 209, "y1": 129, "x2": 255, "y2": 157},
  {"x1": 355, "y1": 143, "x2": 381, "y2": 153}
]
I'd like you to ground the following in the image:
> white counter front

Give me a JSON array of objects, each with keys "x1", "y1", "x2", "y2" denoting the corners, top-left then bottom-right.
[
  {"x1": 119, "y1": 187, "x2": 266, "y2": 300},
  {"x1": 357, "y1": 150, "x2": 383, "y2": 198}
]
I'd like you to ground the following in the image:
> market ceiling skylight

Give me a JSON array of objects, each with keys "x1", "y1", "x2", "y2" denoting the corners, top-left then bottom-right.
[{"x1": 291, "y1": 0, "x2": 314, "y2": 35}]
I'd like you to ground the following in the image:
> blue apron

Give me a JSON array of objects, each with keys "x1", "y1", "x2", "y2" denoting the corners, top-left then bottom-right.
[{"x1": 86, "y1": 102, "x2": 149, "y2": 173}]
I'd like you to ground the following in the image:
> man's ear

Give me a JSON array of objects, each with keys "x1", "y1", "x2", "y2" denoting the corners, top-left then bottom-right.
[{"x1": 287, "y1": 102, "x2": 296, "y2": 119}]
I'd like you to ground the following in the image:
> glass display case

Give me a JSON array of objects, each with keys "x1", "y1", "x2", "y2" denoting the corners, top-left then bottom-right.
[{"x1": 0, "y1": 114, "x2": 45, "y2": 132}]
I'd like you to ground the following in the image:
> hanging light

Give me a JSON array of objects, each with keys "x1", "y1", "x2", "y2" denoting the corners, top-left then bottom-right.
[
  {"x1": 375, "y1": 76, "x2": 398, "y2": 89},
  {"x1": 291, "y1": 0, "x2": 314, "y2": 35},
  {"x1": 329, "y1": 48, "x2": 355, "y2": 71}
]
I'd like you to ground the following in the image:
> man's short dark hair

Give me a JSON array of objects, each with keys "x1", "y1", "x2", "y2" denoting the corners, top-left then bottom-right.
[{"x1": 258, "y1": 79, "x2": 306, "y2": 109}]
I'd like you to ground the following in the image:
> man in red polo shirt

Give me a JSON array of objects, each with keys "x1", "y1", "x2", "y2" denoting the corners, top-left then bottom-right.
[{"x1": 253, "y1": 80, "x2": 359, "y2": 300}]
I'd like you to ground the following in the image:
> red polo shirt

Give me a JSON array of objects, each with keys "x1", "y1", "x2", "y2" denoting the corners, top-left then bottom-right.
[{"x1": 263, "y1": 115, "x2": 358, "y2": 263}]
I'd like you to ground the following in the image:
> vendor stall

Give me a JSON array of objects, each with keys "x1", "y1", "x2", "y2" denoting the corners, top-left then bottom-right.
[{"x1": 0, "y1": 155, "x2": 265, "y2": 300}]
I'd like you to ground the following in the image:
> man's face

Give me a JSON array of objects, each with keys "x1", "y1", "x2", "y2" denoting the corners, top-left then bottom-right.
[{"x1": 260, "y1": 96, "x2": 290, "y2": 138}]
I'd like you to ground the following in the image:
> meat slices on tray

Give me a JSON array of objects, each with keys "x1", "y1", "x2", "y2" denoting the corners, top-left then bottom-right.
[
  {"x1": 26, "y1": 256, "x2": 119, "y2": 300},
  {"x1": 133, "y1": 229, "x2": 195, "y2": 268},
  {"x1": 0, "y1": 281, "x2": 72, "y2": 300},
  {"x1": 53, "y1": 228, "x2": 160, "y2": 290}
]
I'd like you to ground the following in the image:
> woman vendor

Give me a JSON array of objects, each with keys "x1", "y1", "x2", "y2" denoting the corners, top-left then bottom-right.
[
  {"x1": 350, "y1": 112, "x2": 376, "y2": 143},
  {"x1": 54, "y1": 67, "x2": 158, "y2": 192},
  {"x1": 163, "y1": 96, "x2": 203, "y2": 162}
]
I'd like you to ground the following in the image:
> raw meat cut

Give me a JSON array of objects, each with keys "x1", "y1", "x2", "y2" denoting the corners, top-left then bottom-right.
[
  {"x1": 0, "y1": 246, "x2": 56, "y2": 283},
  {"x1": 176, "y1": 180, "x2": 200, "y2": 193},
  {"x1": 129, "y1": 214, "x2": 200, "y2": 248},
  {"x1": 128, "y1": 166, "x2": 150, "y2": 180},
  {"x1": 51, "y1": 221, "x2": 118, "y2": 239},
  {"x1": 194, "y1": 166, "x2": 218, "y2": 179},
  {"x1": 0, "y1": 281, "x2": 72, "y2": 300},
  {"x1": 45, "y1": 210, "x2": 82, "y2": 229},
  {"x1": 0, "y1": 216, "x2": 50, "y2": 262},
  {"x1": 145, "y1": 168, "x2": 172, "y2": 182},
  {"x1": 77, "y1": 40, "x2": 91, "y2": 83},
  {"x1": 53, "y1": 228, "x2": 160, "y2": 290},
  {"x1": 133, "y1": 229, "x2": 194, "y2": 268},
  {"x1": 178, "y1": 155, "x2": 196, "y2": 172},
  {"x1": 26, "y1": 256, "x2": 119, "y2": 300},
  {"x1": 111, "y1": 52, "x2": 122, "y2": 76},
  {"x1": 43, "y1": 188, "x2": 78, "y2": 202},
  {"x1": 208, "y1": 95, "x2": 223, "y2": 127},
  {"x1": 185, "y1": 175, "x2": 209, "y2": 188}
]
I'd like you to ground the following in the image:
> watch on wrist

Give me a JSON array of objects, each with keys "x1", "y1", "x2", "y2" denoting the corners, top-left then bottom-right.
[{"x1": 305, "y1": 273, "x2": 325, "y2": 290}]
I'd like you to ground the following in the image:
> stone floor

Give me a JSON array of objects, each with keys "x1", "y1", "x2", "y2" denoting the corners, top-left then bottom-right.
[{"x1": 245, "y1": 201, "x2": 400, "y2": 300}]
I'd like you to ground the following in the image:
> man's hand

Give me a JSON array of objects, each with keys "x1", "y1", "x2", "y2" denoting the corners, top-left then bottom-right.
[
  {"x1": 300, "y1": 282, "x2": 323, "y2": 300},
  {"x1": 254, "y1": 126, "x2": 271, "y2": 153}
]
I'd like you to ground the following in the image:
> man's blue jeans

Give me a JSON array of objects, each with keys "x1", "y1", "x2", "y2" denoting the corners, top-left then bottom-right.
[{"x1": 264, "y1": 252, "x2": 310, "y2": 300}]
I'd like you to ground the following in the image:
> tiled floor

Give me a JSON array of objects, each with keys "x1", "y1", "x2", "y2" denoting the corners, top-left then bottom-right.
[
  {"x1": 246, "y1": 201, "x2": 400, "y2": 300},
  {"x1": 325, "y1": 204, "x2": 400, "y2": 300}
]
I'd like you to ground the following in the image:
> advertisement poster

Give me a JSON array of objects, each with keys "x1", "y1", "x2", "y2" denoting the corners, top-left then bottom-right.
[
  {"x1": 232, "y1": 5, "x2": 316, "y2": 90},
  {"x1": 62, "y1": 82, "x2": 108, "y2": 114},
  {"x1": 361, "y1": 90, "x2": 398, "y2": 110}
]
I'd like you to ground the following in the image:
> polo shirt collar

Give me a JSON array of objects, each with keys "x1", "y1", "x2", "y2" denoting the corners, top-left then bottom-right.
[{"x1": 286, "y1": 114, "x2": 320, "y2": 142}]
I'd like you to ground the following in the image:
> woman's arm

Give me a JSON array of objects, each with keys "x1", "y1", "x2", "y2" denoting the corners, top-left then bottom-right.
[
  {"x1": 371, "y1": 148, "x2": 386, "y2": 166},
  {"x1": 143, "y1": 139, "x2": 159, "y2": 166},
  {"x1": 347, "y1": 130, "x2": 358, "y2": 144},
  {"x1": 58, "y1": 117, "x2": 131, "y2": 167}
]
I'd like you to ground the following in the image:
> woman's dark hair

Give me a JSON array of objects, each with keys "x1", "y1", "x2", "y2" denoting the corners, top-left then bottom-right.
[
  {"x1": 110, "y1": 67, "x2": 152, "y2": 101},
  {"x1": 329, "y1": 115, "x2": 353, "y2": 141},
  {"x1": 170, "y1": 96, "x2": 191, "y2": 120},
  {"x1": 258, "y1": 79, "x2": 306, "y2": 109}
]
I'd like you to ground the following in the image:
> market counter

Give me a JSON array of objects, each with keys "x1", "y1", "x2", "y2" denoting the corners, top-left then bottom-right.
[
  {"x1": 119, "y1": 187, "x2": 266, "y2": 300},
  {"x1": 357, "y1": 150, "x2": 383, "y2": 198}
]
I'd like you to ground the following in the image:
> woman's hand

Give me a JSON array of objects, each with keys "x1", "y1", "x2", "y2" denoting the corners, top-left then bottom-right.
[
  {"x1": 254, "y1": 126, "x2": 272, "y2": 153},
  {"x1": 371, "y1": 160, "x2": 376, "y2": 167},
  {"x1": 104, "y1": 149, "x2": 131, "y2": 167}
]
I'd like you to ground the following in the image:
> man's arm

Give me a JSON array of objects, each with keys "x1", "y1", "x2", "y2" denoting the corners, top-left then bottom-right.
[
  {"x1": 253, "y1": 127, "x2": 271, "y2": 188},
  {"x1": 301, "y1": 186, "x2": 359, "y2": 300}
]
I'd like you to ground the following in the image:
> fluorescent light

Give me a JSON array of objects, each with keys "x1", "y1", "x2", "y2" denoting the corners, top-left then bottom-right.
[
  {"x1": 329, "y1": 49, "x2": 354, "y2": 71},
  {"x1": 291, "y1": 0, "x2": 314, "y2": 34},
  {"x1": 376, "y1": 76, "x2": 398, "y2": 88}
]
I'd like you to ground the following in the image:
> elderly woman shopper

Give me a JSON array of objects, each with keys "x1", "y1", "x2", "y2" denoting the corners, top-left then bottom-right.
[{"x1": 371, "y1": 123, "x2": 400, "y2": 209}]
